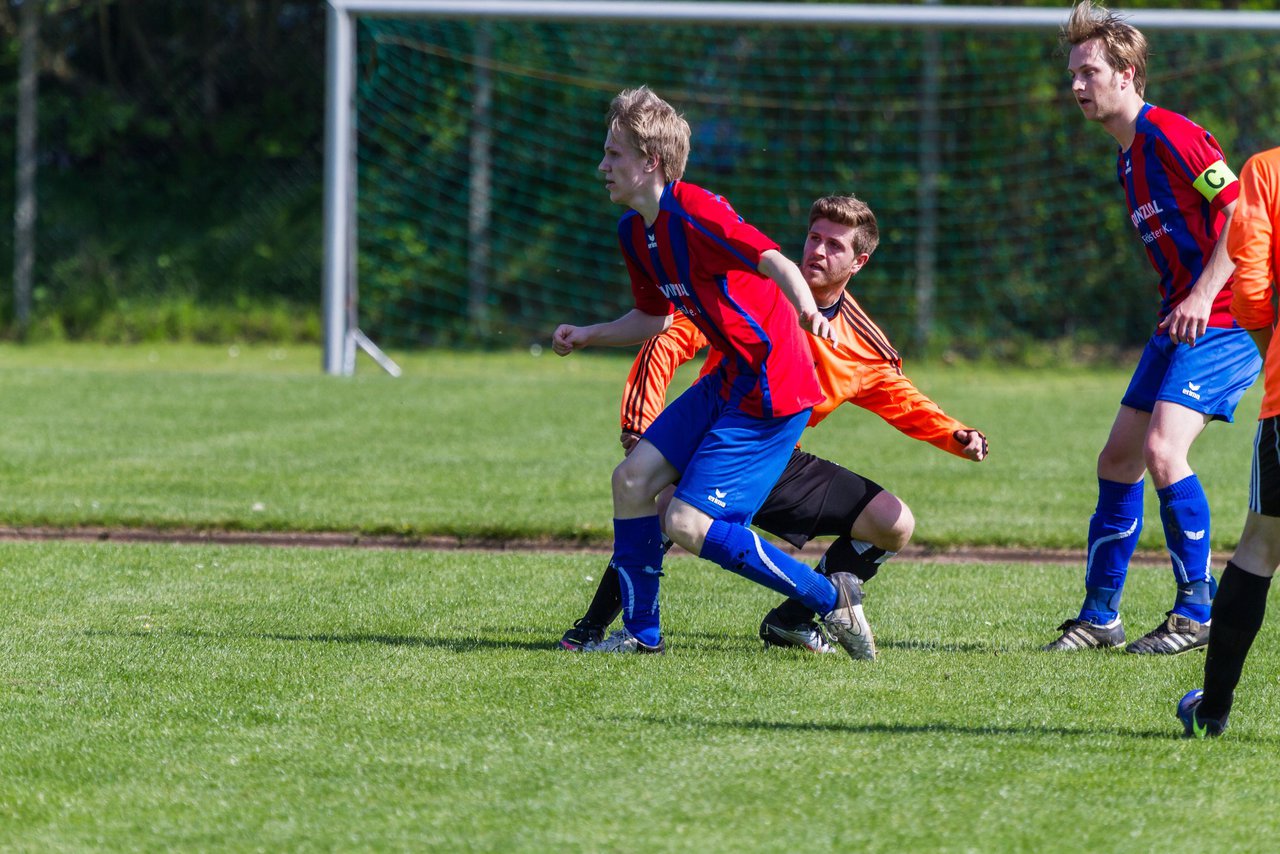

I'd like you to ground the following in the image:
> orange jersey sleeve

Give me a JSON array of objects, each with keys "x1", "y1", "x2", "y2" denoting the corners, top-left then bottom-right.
[
  {"x1": 808, "y1": 295, "x2": 973, "y2": 457},
  {"x1": 620, "y1": 313, "x2": 710, "y2": 435},
  {"x1": 1227, "y1": 146, "x2": 1280, "y2": 418},
  {"x1": 1228, "y1": 150, "x2": 1279, "y2": 332}
]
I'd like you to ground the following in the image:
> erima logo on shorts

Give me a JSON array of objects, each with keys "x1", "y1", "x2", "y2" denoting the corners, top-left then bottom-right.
[
  {"x1": 1182, "y1": 381, "x2": 1202, "y2": 401},
  {"x1": 708, "y1": 488, "x2": 728, "y2": 508}
]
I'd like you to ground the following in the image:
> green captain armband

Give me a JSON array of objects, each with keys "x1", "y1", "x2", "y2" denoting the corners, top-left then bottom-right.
[{"x1": 1193, "y1": 159, "x2": 1237, "y2": 203}]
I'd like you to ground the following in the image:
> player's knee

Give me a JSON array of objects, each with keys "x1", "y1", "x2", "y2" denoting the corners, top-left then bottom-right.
[
  {"x1": 856, "y1": 491, "x2": 914, "y2": 552},
  {"x1": 1097, "y1": 445, "x2": 1143, "y2": 481},
  {"x1": 1142, "y1": 436, "x2": 1188, "y2": 483},
  {"x1": 663, "y1": 500, "x2": 711, "y2": 552},
  {"x1": 877, "y1": 501, "x2": 914, "y2": 552},
  {"x1": 610, "y1": 460, "x2": 634, "y2": 497},
  {"x1": 662, "y1": 501, "x2": 697, "y2": 542},
  {"x1": 611, "y1": 457, "x2": 654, "y2": 502},
  {"x1": 1232, "y1": 516, "x2": 1280, "y2": 575}
]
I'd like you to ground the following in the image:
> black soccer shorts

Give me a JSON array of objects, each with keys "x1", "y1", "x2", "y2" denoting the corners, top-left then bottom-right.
[
  {"x1": 750, "y1": 448, "x2": 884, "y2": 548},
  {"x1": 1250, "y1": 416, "x2": 1280, "y2": 518}
]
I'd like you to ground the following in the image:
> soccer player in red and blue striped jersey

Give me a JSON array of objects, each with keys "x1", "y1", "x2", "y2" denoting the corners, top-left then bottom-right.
[
  {"x1": 1122, "y1": 106, "x2": 1237, "y2": 331},
  {"x1": 1047, "y1": 2, "x2": 1261, "y2": 655},
  {"x1": 552, "y1": 87, "x2": 873, "y2": 660}
]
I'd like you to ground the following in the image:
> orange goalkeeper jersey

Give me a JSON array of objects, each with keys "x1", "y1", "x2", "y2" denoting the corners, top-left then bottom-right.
[
  {"x1": 620, "y1": 293, "x2": 975, "y2": 458},
  {"x1": 1228, "y1": 145, "x2": 1280, "y2": 420}
]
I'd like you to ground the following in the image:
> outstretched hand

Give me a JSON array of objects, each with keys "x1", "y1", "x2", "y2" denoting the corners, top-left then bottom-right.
[{"x1": 954, "y1": 429, "x2": 988, "y2": 461}]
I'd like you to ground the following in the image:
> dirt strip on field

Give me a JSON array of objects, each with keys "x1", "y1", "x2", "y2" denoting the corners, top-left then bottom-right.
[{"x1": 0, "y1": 525, "x2": 1175, "y2": 566}]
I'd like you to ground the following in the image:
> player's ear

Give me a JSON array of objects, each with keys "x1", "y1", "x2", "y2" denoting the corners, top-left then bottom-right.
[
  {"x1": 1120, "y1": 64, "x2": 1136, "y2": 89},
  {"x1": 645, "y1": 155, "x2": 660, "y2": 173}
]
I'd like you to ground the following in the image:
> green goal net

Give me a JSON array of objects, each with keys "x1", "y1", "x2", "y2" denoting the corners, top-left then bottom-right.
[{"x1": 351, "y1": 13, "x2": 1280, "y2": 357}]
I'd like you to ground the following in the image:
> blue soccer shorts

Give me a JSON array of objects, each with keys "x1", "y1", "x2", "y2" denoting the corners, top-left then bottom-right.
[
  {"x1": 643, "y1": 373, "x2": 811, "y2": 525},
  {"x1": 1122, "y1": 327, "x2": 1261, "y2": 422}
]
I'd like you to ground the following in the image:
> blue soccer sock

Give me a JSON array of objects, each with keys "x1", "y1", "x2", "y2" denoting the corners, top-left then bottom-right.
[
  {"x1": 700, "y1": 519, "x2": 837, "y2": 615},
  {"x1": 1159, "y1": 474, "x2": 1213, "y2": 623},
  {"x1": 612, "y1": 516, "x2": 665, "y2": 646},
  {"x1": 1079, "y1": 478, "x2": 1145, "y2": 625}
]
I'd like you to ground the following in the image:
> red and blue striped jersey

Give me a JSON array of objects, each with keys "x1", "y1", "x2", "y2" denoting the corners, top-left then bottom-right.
[
  {"x1": 1119, "y1": 104, "x2": 1240, "y2": 329},
  {"x1": 617, "y1": 180, "x2": 822, "y2": 419}
]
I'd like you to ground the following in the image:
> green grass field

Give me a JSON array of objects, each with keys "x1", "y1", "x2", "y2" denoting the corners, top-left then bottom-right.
[
  {"x1": 0, "y1": 345, "x2": 1274, "y2": 851},
  {"x1": 3, "y1": 542, "x2": 1278, "y2": 851},
  {"x1": 0, "y1": 342, "x2": 1262, "y2": 550}
]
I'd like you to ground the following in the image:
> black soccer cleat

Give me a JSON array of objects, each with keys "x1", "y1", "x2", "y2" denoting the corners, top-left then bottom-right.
[
  {"x1": 1042, "y1": 617, "x2": 1125, "y2": 651},
  {"x1": 759, "y1": 608, "x2": 835, "y2": 653},
  {"x1": 1125, "y1": 612, "x2": 1209, "y2": 656},
  {"x1": 559, "y1": 619, "x2": 605, "y2": 651}
]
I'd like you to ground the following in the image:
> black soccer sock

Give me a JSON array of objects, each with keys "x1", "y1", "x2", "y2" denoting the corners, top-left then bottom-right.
[
  {"x1": 581, "y1": 561, "x2": 624, "y2": 629},
  {"x1": 820, "y1": 536, "x2": 891, "y2": 583},
  {"x1": 1201, "y1": 560, "x2": 1272, "y2": 720}
]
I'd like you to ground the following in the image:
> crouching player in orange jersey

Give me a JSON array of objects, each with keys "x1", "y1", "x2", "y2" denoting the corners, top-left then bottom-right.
[{"x1": 559, "y1": 194, "x2": 989, "y2": 657}]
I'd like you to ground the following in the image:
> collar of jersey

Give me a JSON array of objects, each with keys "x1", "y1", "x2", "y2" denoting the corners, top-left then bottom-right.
[{"x1": 818, "y1": 292, "x2": 845, "y2": 321}]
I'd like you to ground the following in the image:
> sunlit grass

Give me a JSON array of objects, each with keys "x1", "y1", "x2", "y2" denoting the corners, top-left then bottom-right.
[
  {"x1": 1, "y1": 540, "x2": 1275, "y2": 850},
  {"x1": 0, "y1": 344, "x2": 1262, "y2": 551}
]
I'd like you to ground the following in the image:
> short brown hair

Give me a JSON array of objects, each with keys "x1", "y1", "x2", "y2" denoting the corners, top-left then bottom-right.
[
  {"x1": 809, "y1": 195, "x2": 879, "y2": 256},
  {"x1": 606, "y1": 86, "x2": 690, "y2": 183},
  {"x1": 1061, "y1": 0, "x2": 1148, "y2": 99}
]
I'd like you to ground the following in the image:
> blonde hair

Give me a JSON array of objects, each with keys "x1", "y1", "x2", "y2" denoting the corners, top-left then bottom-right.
[
  {"x1": 1061, "y1": 0, "x2": 1148, "y2": 98},
  {"x1": 809, "y1": 195, "x2": 879, "y2": 256},
  {"x1": 606, "y1": 86, "x2": 690, "y2": 183}
]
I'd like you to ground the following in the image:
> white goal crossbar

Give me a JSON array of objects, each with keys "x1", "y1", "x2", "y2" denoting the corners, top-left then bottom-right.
[{"x1": 323, "y1": 1, "x2": 1280, "y2": 374}]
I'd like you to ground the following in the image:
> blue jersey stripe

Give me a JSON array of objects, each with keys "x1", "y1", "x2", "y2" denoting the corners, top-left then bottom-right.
[
  {"x1": 659, "y1": 209, "x2": 722, "y2": 347},
  {"x1": 714, "y1": 276, "x2": 775, "y2": 417},
  {"x1": 677, "y1": 210, "x2": 761, "y2": 273},
  {"x1": 1139, "y1": 106, "x2": 1197, "y2": 182},
  {"x1": 1125, "y1": 107, "x2": 1218, "y2": 318},
  {"x1": 1132, "y1": 155, "x2": 1206, "y2": 313},
  {"x1": 1142, "y1": 119, "x2": 1219, "y2": 242},
  {"x1": 663, "y1": 215, "x2": 765, "y2": 412},
  {"x1": 617, "y1": 216, "x2": 649, "y2": 279},
  {"x1": 616, "y1": 180, "x2": 820, "y2": 419},
  {"x1": 659, "y1": 184, "x2": 763, "y2": 274},
  {"x1": 661, "y1": 190, "x2": 778, "y2": 416}
]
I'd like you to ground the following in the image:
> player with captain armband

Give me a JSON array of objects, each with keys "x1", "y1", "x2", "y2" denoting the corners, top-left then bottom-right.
[{"x1": 1045, "y1": 2, "x2": 1261, "y2": 656}]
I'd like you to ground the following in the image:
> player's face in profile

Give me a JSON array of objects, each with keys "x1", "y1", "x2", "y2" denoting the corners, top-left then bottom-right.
[
  {"x1": 1068, "y1": 38, "x2": 1128, "y2": 123},
  {"x1": 802, "y1": 218, "x2": 864, "y2": 290},
  {"x1": 598, "y1": 129, "x2": 652, "y2": 209}
]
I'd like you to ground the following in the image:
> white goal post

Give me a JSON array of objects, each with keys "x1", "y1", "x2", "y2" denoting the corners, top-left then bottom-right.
[{"x1": 323, "y1": 0, "x2": 1280, "y2": 375}]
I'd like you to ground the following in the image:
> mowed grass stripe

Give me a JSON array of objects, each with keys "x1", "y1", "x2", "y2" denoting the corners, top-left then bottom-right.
[
  {"x1": 1, "y1": 540, "x2": 1276, "y2": 850},
  {"x1": 0, "y1": 343, "x2": 1264, "y2": 550}
]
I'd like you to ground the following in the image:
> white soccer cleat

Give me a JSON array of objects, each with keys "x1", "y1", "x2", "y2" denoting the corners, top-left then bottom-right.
[
  {"x1": 581, "y1": 627, "x2": 666, "y2": 654},
  {"x1": 819, "y1": 572, "x2": 877, "y2": 661}
]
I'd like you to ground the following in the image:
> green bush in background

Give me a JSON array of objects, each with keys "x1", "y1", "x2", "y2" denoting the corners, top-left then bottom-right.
[{"x1": 0, "y1": 1, "x2": 1278, "y2": 354}]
